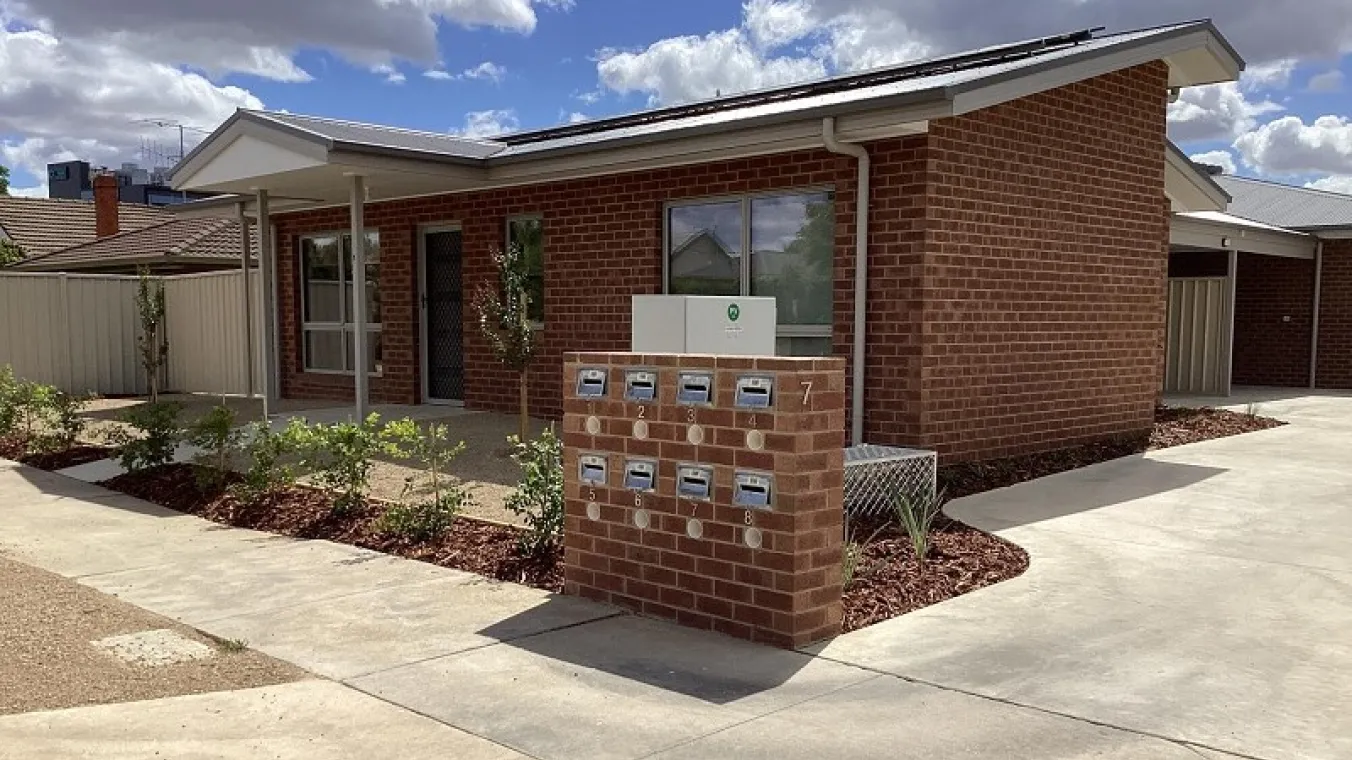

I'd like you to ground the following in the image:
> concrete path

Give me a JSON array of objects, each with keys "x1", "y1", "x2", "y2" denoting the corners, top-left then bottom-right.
[{"x1": 2, "y1": 389, "x2": 1348, "y2": 759}]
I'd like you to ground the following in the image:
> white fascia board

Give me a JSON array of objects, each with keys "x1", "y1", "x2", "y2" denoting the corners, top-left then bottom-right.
[
  {"x1": 485, "y1": 112, "x2": 932, "y2": 186},
  {"x1": 1171, "y1": 215, "x2": 1316, "y2": 259},
  {"x1": 951, "y1": 29, "x2": 1235, "y2": 116}
]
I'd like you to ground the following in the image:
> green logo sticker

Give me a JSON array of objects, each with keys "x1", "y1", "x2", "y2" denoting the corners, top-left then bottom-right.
[{"x1": 727, "y1": 303, "x2": 741, "y2": 322}]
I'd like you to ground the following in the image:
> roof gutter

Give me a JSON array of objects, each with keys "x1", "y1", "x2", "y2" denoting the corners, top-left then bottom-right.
[{"x1": 821, "y1": 116, "x2": 869, "y2": 447}]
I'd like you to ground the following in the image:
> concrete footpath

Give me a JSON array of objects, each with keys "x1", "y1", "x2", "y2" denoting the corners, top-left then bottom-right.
[{"x1": 3, "y1": 390, "x2": 1349, "y2": 759}]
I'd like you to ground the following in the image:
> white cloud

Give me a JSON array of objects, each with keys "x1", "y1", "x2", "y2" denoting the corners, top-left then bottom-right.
[
  {"x1": 1309, "y1": 69, "x2": 1345, "y2": 93},
  {"x1": 8, "y1": 181, "x2": 48, "y2": 198},
  {"x1": 1306, "y1": 175, "x2": 1352, "y2": 194},
  {"x1": 598, "y1": 29, "x2": 826, "y2": 105},
  {"x1": 567, "y1": 111, "x2": 588, "y2": 123},
  {"x1": 1235, "y1": 115, "x2": 1352, "y2": 176},
  {"x1": 5, "y1": 0, "x2": 571, "y2": 81},
  {"x1": 1241, "y1": 59, "x2": 1298, "y2": 91},
  {"x1": 1167, "y1": 83, "x2": 1283, "y2": 143},
  {"x1": 0, "y1": 26, "x2": 261, "y2": 179},
  {"x1": 462, "y1": 61, "x2": 507, "y2": 83},
  {"x1": 1189, "y1": 149, "x2": 1236, "y2": 175},
  {"x1": 423, "y1": 61, "x2": 506, "y2": 83},
  {"x1": 743, "y1": 0, "x2": 815, "y2": 49},
  {"x1": 455, "y1": 109, "x2": 519, "y2": 139},
  {"x1": 372, "y1": 63, "x2": 406, "y2": 84}
]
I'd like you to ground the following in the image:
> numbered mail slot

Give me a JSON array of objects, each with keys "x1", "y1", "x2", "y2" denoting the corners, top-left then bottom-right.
[
  {"x1": 575, "y1": 367, "x2": 608, "y2": 399},
  {"x1": 624, "y1": 369, "x2": 657, "y2": 402},
  {"x1": 733, "y1": 471, "x2": 774, "y2": 510},
  {"x1": 676, "y1": 464, "x2": 714, "y2": 501},
  {"x1": 676, "y1": 371, "x2": 713, "y2": 405},
  {"x1": 578, "y1": 454, "x2": 608, "y2": 486},
  {"x1": 734, "y1": 374, "x2": 774, "y2": 409},
  {"x1": 623, "y1": 458, "x2": 657, "y2": 492}
]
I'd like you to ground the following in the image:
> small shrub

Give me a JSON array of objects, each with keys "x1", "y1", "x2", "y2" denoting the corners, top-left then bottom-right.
[
  {"x1": 842, "y1": 520, "x2": 884, "y2": 589},
  {"x1": 108, "y1": 401, "x2": 182, "y2": 473},
  {"x1": 294, "y1": 413, "x2": 403, "y2": 516},
  {"x1": 377, "y1": 491, "x2": 468, "y2": 541},
  {"x1": 384, "y1": 419, "x2": 467, "y2": 506},
  {"x1": 234, "y1": 418, "x2": 307, "y2": 503},
  {"x1": 893, "y1": 489, "x2": 946, "y2": 563},
  {"x1": 505, "y1": 426, "x2": 563, "y2": 556},
  {"x1": 30, "y1": 391, "x2": 88, "y2": 454},
  {"x1": 185, "y1": 403, "x2": 243, "y2": 490},
  {"x1": 0, "y1": 366, "x2": 20, "y2": 438},
  {"x1": 12, "y1": 381, "x2": 56, "y2": 442}
]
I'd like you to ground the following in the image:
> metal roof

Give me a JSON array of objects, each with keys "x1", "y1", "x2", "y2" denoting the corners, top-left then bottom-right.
[
  {"x1": 1178, "y1": 210, "x2": 1312, "y2": 237},
  {"x1": 250, "y1": 112, "x2": 505, "y2": 160},
  {"x1": 193, "y1": 21, "x2": 1227, "y2": 167},
  {"x1": 1215, "y1": 175, "x2": 1352, "y2": 230}
]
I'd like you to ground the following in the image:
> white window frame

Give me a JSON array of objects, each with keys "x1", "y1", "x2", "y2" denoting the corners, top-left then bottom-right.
[
  {"x1": 300, "y1": 231, "x2": 383, "y2": 376},
  {"x1": 663, "y1": 187, "x2": 834, "y2": 350},
  {"x1": 505, "y1": 214, "x2": 545, "y2": 328}
]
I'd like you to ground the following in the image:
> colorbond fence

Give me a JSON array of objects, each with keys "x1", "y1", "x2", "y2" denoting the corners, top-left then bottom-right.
[{"x1": 0, "y1": 270, "x2": 262, "y2": 397}]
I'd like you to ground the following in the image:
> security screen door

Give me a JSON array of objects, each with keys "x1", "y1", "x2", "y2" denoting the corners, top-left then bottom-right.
[{"x1": 422, "y1": 228, "x2": 464, "y2": 403}]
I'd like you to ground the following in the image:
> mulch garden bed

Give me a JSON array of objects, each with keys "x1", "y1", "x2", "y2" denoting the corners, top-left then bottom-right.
[
  {"x1": 86, "y1": 403, "x2": 1279, "y2": 637},
  {"x1": 938, "y1": 405, "x2": 1285, "y2": 499},
  {"x1": 0, "y1": 437, "x2": 115, "y2": 471},
  {"x1": 100, "y1": 464, "x2": 562, "y2": 591},
  {"x1": 842, "y1": 519, "x2": 1028, "y2": 632}
]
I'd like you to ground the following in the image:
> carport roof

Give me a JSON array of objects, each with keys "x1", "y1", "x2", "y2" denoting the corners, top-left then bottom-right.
[{"x1": 1216, "y1": 175, "x2": 1352, "y2": 231}]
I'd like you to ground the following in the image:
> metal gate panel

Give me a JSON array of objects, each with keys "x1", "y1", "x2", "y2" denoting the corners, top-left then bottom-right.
[{"x1": 1165, "y1": 277, "x2": 1229, "y2": 395}]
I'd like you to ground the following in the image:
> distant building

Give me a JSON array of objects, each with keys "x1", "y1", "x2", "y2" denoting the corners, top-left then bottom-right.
[{"x1": 45, "y1": 160, "x2": 216, "y2": 206}]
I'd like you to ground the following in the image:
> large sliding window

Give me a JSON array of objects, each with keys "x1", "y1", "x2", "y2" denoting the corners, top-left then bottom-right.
[
  {"x1": 666, "y1": 190, "x2": 834, "y2": 356},
  {"x1": 301, "y1": 231, "x2": 382, "y2": 374},
  {"x1": 506, "y1": 216, "x2": 545, "y2": 324}
]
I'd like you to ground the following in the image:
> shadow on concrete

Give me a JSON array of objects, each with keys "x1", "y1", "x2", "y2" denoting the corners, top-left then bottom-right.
[
  {"x1": 477, "y1": 601, "x2": 817, "y2": 704},
  {"x1": 0, "y1": 461, "x2": 183, "y2": 518},
  {"x1": 946, "y1": 455, "x2": 1228, "y2": 531}
]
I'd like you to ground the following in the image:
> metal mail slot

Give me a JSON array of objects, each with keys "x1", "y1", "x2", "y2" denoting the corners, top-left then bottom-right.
[
  {"x1": 676, "y1": 464, "x2": 713, "y2": 500},
  {"x1": 676, "y1": 371, "x2": 713, "y2": 405},
  {"x1": 578, "y1": 454, "x2": 608, "y2": 486},
  {"x1": 623, "y1": 458, "x2": 657, "y2": 492},
  {"x1": 734, "y1": 374, "x2": 774, "y2": 409},
  {"x1": 624, "y1": 369, "x2": 657, "y2": 402},
  {"x1": 575, "y1": 367, "x2": 608, "y2": 399},
  {"x1": 733, "y1": 471, "x2": 774, "y2": 510}
]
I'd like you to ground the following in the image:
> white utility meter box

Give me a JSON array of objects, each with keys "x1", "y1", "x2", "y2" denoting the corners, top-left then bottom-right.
[{"x1": 631, "y1": 295, "x2": 776, "y2": 356}]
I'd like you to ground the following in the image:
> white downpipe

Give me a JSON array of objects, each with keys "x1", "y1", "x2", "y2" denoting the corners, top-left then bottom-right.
[
  {"x1": 821, "y1": 117, "x2": 869, "y2": 446},
  {"x1": 1310, "y1": 240, "x2": 1324, "y2": 389}
]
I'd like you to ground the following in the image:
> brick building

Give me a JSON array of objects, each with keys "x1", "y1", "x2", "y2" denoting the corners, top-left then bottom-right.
[
  {"x1": 1166, "y1": 174, "x2": 1352, "y2": 395},
  {"x1": 170, "y1": 22, "x2": 1243, "y2": 463}
]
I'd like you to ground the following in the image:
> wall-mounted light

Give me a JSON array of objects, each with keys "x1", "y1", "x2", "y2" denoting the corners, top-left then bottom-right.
[{"x1": 1221, "y1": 236, "x2": 1232, "y2": 248}]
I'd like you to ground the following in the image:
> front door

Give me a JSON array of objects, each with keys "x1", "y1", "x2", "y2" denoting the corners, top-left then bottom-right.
[{"x1": 421, "y1": 227, "x2": 464, "y2": 403}]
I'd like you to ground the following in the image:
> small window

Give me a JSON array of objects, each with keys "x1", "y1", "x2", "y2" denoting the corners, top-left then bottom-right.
[
  {"x1": 666, "y1": 191, "x2": 834, "y2": 355},
  {"x1": 301, "y1": 232, "x2": 382, "y2": 375},
  {"x1": 507, "y1": 216, "x2": 545, "y2": 323}
]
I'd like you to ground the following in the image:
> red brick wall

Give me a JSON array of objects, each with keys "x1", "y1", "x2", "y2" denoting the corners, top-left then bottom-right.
[
  {"x1": 913, "y1": 62, "x2": 1171, "y2": 460},
  {"x1": 271, "y1": 63, "x2": 1172, "y2": 463},
  {"x1": 1316, "y1": 239, "x2": 1352, "y2": 388},
  {"x1": 271, "y1": 143, "x2": 927, "y2": 441},
  {"x1": 1232, "y1": 252, "x2": 1315, "y2": 387}
]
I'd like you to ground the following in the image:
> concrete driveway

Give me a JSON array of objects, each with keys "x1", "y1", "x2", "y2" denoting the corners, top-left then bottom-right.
[
  {"x1": 2, "y1": 389, "x2": 1348, "y2": 759},
  {"x1": 816, "y1": 389, "x2": 1352, "y2": 760}
]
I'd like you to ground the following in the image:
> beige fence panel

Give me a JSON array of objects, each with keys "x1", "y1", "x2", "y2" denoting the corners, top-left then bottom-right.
[
  {"x1": 1165, "y1": 277, "x2": 1230, "y2": 395},
  {"x1": 164, "y1": 270, "x2": 262, "y2": 396},
  {"x1": 0, "y1": 272, "x2": 145, "y2": 395}
]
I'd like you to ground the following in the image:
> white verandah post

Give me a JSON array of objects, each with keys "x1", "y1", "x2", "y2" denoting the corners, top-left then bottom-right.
[
  {"x1": 349, "y1": 174, "x2": 369, "y2": 419},
  {"x1": 237, "y1": 201, "x2": 255, "y2": 400},
  {"x1": 255, "y1": 188, "x2": 278, "y2": 419}
]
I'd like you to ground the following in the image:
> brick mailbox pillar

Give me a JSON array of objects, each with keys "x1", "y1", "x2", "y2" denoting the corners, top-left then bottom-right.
[{"x1": 561, "y1": 352, "x2": 846, "y2": 648}]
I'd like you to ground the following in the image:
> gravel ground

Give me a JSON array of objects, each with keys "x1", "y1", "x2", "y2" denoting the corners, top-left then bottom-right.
[
  {"x1": 78, "y1": 394, "x2": 540, "y2": 526},
  {"x1": 0, "y1": 557, "x2": 306, "y2": 715}
]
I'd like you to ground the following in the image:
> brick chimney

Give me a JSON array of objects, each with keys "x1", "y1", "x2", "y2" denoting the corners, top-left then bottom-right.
[{"x1": 93, "y1": 173, "x2": 119, "y2": 238}]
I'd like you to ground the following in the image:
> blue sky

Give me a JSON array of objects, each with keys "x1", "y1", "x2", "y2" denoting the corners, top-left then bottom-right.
[{"x1": 3, "y1": 0, "x2": 1352, "y2": 195}]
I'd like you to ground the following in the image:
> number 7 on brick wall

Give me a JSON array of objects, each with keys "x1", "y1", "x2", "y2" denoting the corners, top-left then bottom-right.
[{"x1": 801, "y1": 381, "x2": 812, "y2": 407}]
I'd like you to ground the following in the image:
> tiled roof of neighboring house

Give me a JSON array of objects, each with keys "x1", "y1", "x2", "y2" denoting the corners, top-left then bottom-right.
[
  {"x1": 13, "y1": 217, "x2": 254, "y2": 272},
  {"x1": 0, "y1": 195, "x2": 173, "y2": 258},
  {"x1": 1215, "y1": 175, "x2": 1352, "y2": 230}
]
